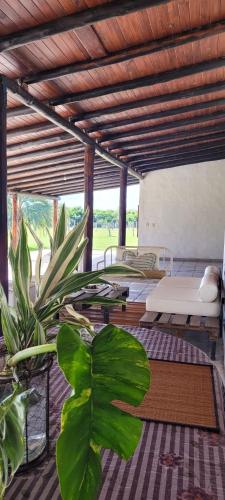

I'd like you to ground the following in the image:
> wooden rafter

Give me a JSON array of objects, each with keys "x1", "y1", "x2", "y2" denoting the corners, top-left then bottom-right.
[
  {"x1": 0, "y1": 0, "x2": 171, "y2": 52},
  {"x1": 6, "y1": 77, "x2": 142, "y2": 180},
  {"x1": 100, "y1": 110, "x2": 225, "y2": 143},
  {"x1": 22, "y1": 19, "x2": 225, "y2": 85},
  {"x1": 49, "y1": 58, "x2": 225, "y2": 106}
]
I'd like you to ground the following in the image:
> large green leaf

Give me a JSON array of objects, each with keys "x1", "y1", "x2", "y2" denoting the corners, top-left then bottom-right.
[
  {"x1": 27, "y1": 222, "x2": 43, "y2": 290},
  {"x1": 56, "y1": 324, "x2": 150, "y2": 500},
  {"x1": 0, "y1": 385, "x2": 31, "y2": 498}
]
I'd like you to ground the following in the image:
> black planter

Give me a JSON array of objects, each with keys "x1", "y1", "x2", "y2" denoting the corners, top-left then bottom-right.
[{"x1": 0, "y1": 352, "x2": 53, "y2": 471}]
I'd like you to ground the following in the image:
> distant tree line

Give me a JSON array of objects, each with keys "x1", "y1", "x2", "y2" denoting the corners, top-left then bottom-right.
[
  {"x1": 7, "y1": 196, "x2": 137, "y2": 233},
  {"x1": 68, "y1": 207, "x2": 138, "y2": 228}
]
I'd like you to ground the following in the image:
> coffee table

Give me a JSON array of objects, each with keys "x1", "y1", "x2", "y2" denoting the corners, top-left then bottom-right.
[{"x1": 65, "y1": 285, "x2": 129, "y2": 323}]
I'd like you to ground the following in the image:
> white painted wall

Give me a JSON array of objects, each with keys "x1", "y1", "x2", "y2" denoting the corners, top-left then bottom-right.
[{"x1": 138, "y1": 160, "x2": 225, "y2": 259}]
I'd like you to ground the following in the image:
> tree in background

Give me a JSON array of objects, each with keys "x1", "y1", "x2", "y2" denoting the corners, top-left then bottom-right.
[{"x1": 20, "y1": 196, "x2": 52, "y2": 229}]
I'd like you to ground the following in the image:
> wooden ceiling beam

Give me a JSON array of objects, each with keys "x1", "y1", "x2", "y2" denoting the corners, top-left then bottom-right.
[
  {"x1": 101, "y1": 110, "x2": 225, "y2": 142},
  {"x1": 30, "y1": 178, "x2": 137, "y2": 196},
  {"x1": 50, "y1": 58, "x2": 225, "y2": 106},
  {"x1": 8, "y1": 159, "x2": 107, "y2": 177},
  {"x1": 15, "y1": 172, "x2": 122, "y2": 191},
  {"x1": 22, "y1": 19, "x2": 225, "y2": 84},
  {"x1": 71, "y1": 81, "x2": 225, "y2": 122},
  {"x1": 7, "y1": 122, "x2": 56, "y2": 139},
  {"x1": 31, "y1": 179, "x2": 138, "y2": 197},
  {"x1": 120, "y1": 130, "x2": 225, "y2": 155},
  {"x1": 8, "y1": 142, "x2": 83, "y2": 162},
  {"x1": 8, "y1": 164, "x2": 114, "y2": 183},
  {"x1": 7, "y1": 131, "x2": 71, "y2": 152},
  {"x1": 9, "y1": 172, "x2": 118, "y2": 191},
  {"x1": 132, "y1": 149, "x2": 225, "y2": 171},
  {"x1": 127, "y1": 141, "x2": 225, "y2": 162},
  {"x1": 0, "y1": 0, "x2": 170, "y2": 52},
  {"x1": 130, "y1": 145, "x2": 225, "y2": 165},
  {"x1": 7, "y1": 154, "x2": 105, "y2": 172},
  {"x1": 6, "y1": 77, "x2": 142, "y2": 180},
  {"x1": 87, "y1": 96, "x2": 225, "y2": 133},
  {"x1": 110, "y1": 123, "x2": 225, "y2": 150}
]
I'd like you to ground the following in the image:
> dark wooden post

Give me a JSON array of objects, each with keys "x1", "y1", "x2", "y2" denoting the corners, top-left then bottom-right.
[
  {"x1": 12, "y1": 193, "x2": 18, "y2": 249},
  {"x1": 0, "y1": 76, "x2": 8, "y2": 297},
  {"x1": 119, "y1": 167, "x2": 128, "y2": 247},
  {"x1": 53, "y1": 198, "x2": 58, "y2": 230},
  {"x1": 83, "y1": 144, "x2": 95, "y2": 271}
]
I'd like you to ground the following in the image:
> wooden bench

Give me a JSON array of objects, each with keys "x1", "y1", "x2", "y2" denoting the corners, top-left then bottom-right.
[{"x1": 139, "y1": 311, "x2": 221, "y2": 359}]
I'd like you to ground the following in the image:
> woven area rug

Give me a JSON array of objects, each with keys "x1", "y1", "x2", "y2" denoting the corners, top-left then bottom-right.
[{"x1": 115, "y1": 359, "x2": 219, "y2": 431}]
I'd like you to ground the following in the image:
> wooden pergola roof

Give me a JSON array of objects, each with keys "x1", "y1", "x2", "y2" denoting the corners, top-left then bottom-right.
[{"x1": 1, "y1": 0, "x2": 225, "y2": 197}]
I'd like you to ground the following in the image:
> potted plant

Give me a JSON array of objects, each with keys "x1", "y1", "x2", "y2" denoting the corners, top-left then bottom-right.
[{"x1": 0, "y1": 206, "x2": 150, "y2": 499}]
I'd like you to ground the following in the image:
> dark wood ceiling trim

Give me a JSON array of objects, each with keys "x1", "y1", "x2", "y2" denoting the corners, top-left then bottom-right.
[
  {"x1": 122, "y1": 133, "x2": 225, "y2": 158},
  {"x1": 7, "y1": 131, "x2": 70, "y2": 152},
  {"x1": 49, "y1": 58, "x2": 225, "y2": 106},
  {"x1": 138, "y1": 152, "x2": 225, "y2": 172},
  {"x1": 6, "y1": 77, "x2": 141, "y2": 180},
  {"x1": 14, "y1": 173, "x2": 123, "y2": 191},
  {"x1": 130, "y1": 144, "x2": 225, "y2": 164},
  {"x1": 7, "y1": 106, "x2": 34, "y2": 118},
  {"x1": 110, "y1": 123, "x2": 225, "y2": 150},
  {"x1": 87, "y1": 96, "x2": 225, "y2": 132},
  {"x1": 133, "y1": 149, "x2": 225, "y2": 170},
  {"x1": 71, "y1": 81, "x2": 225, "y2": 122},
  {"x1": 7, "y1": 122, "x2": 56, "y2": 139},
  {"x1": 0, "y1": 0, "x2": 170, "y2": 52},
  {"x1": 101, "y1": 110, "x2": 225, "y2": 142},
  {"x1": 22, "y1": 19, "x2": 225, "y2": 85},
  {"x1": 8, "y1": 168, "x2": 116, "y2": 188},
  {"x1": 30, "y1": 178, "x2": 137, "y2": 195},
  {"x1": 7, "y1": 153, "x2": 105, "y2": 172},
  {"x1": 8, "y1": 163, "x2": 111, "y2": 182},
  {"x1": 8, "y1": 142, "x2": 83, "y2": 161}
]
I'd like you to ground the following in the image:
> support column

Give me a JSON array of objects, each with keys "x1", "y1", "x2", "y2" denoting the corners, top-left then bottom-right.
[
  {"x1": 0, "y1": 76, "x2": 8, "y2": 297},
  {"x1": 119, "y1": 167, "x2": 127, "y2": 247},
  {"x1": 83, "y1": 144, "x2": 95, "y2": 272},
  {"x1": 12, "y1": 193, "x2": 18, "y2": 249},
  {"x1": 53, "y1": 198, "x2": 58, "y2": 230}
]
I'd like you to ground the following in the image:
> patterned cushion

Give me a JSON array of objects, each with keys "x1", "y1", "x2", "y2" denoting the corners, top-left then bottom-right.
[
  {"x1": 122, "y1": 250, "x2": 137, "y2": 260},
  {"x1": 126, "y1": 253, "x2": 157, "y2": 270}
]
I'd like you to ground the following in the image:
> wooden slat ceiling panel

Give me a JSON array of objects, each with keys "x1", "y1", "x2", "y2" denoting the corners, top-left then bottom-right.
[{"x1": 1, "y1": 0, "x2": 225, "y2": 195}]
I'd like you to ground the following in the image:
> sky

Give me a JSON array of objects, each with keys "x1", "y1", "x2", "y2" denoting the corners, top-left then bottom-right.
[{"x1": 60, "y1": 184, "x2": 140, "y2": 210}]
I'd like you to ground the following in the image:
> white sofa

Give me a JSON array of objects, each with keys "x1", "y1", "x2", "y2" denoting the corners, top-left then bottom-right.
[{"x1": 146, "y1": 266, "x2": 221, "y2": 318}]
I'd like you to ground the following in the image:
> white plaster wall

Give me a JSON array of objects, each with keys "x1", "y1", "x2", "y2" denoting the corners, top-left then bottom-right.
[{"x1": 138, "y1": 160, "x2": 225, "y2": 259}]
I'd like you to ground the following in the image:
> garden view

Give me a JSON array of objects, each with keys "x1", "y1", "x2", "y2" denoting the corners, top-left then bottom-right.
[{"x1": 8, "y1": 195, "x2": 138, "y2": 250}]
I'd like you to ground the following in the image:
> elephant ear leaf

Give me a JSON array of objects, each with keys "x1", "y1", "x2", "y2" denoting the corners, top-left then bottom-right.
[{"x1": 56, "y1": 324, "x2": 150, "y2": 500}]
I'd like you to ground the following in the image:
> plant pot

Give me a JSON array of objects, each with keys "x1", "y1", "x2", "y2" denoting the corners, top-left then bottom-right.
[{"x1": 0, "y1": 350, "x2": 53, "y2": 471}]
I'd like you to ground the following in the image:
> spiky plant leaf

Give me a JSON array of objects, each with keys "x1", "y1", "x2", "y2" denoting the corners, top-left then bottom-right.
[
  {"x1": 52, "y1": 204, "x2": 66, "y2": 255},
  {"x1": 37, "y1": 210, "x2": 89, "y2": 306}
]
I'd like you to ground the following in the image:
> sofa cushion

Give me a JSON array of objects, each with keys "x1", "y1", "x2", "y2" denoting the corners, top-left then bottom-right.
[
  {"x1": 125, "y1": 253, "x2": 157, "y2": 271},
  {"x1": 157, "y1": 276, "x2": 202, "y2": 289},
  {"x1": 199, "y1": 274, "x2": 218, "y2": 302},
  {"x1": 146, "y1": 286, "x2": 220, "y2": 317}
]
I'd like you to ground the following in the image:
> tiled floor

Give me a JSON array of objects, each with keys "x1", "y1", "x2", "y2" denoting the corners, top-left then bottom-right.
[{"x1": 114, "y1": 259, "x2": 224, "y2": 365}]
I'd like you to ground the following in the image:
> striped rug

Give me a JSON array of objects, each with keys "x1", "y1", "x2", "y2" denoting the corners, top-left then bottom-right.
[{"x1": 5, "y1": 327, "x2": 225, "y2": 500}]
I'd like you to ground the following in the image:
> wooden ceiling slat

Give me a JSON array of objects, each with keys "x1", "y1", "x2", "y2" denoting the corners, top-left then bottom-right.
[
  {"x1": 130, "y1": 143, "x2": 225, "y2": 164},
  {"x1": 49, "y1": 58, "x2": 225, "y2": 106},
  {"x1": 86, "y1": 95, "x2": 225, "y2": 132},
  {"x1": 71, "y1": 81, "x2": 225, "y2": 122},
  {"x1": 6, "y1": 76, "x2": 141, "y2": 179},
  {"x1": 21, "y1": 19, "x2": 225, "y2": 84},
  {"x1": 101, "y1": 109, "x2": 225, "y2": 142},
  {"x1": 0, "y1": 0, "x2": 171, "y2": 52}
]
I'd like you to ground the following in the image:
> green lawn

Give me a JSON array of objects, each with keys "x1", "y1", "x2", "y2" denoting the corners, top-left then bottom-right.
[
  {"x1": 93, "y1": 227, "x2": 138, "y2": 250},
  {"x1": 27, "y1": 227, "x2": 138, "y2": 251}
]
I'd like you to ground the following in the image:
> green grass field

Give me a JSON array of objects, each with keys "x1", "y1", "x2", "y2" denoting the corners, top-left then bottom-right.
[{"x1": 27, "y1": 227, "x2": 137, "y2": 251}]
